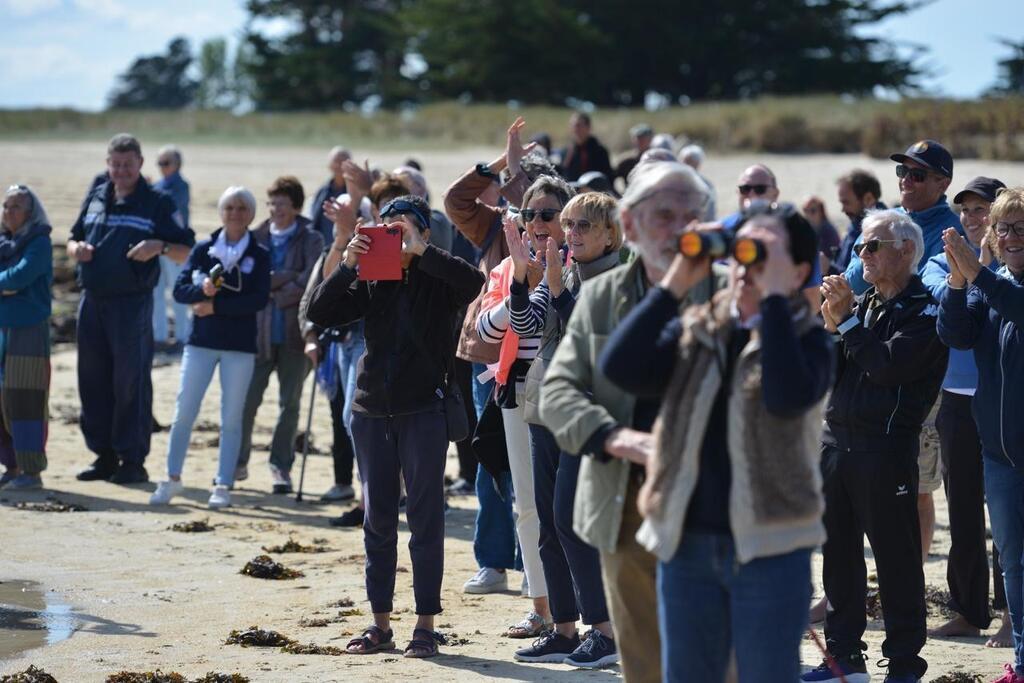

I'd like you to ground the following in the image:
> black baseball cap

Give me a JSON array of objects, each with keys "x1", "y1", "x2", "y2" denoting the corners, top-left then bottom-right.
[
  {"x1": 953, "y1": 176, "x2": 1007, "y2": 205},
  {"x1": 890, "y1": 139, "x2": 953, "y2": 178}
]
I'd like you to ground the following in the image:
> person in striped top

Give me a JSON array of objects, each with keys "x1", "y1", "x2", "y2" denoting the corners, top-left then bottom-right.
[{"x1": 476, "y1": 174, "x2": 575, "y2": 639}]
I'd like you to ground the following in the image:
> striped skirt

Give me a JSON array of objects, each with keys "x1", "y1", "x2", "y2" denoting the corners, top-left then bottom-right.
[{"x1": 0, "y1": 320, "x2": 50, "y2": 474}]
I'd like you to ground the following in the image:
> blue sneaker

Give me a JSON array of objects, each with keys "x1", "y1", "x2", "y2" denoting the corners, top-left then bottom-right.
[{"x1": 801, "y1": 652, "x2": 869, "y2": 682}]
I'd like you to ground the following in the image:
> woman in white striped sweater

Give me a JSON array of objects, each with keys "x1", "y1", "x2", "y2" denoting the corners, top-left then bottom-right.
[{"x1": 476, "y1": 175, "x2": 575, "y2": 639}]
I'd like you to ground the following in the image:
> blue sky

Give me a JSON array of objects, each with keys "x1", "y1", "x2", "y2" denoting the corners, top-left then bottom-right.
[{"x1": 0, "y1": 0, "x2": 1021, "y2": 110}]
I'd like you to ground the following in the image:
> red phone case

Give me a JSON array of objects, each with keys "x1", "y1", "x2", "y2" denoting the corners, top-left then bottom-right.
[{"x1": 357, "y1": 225, "x2": 402, "y2": 281}]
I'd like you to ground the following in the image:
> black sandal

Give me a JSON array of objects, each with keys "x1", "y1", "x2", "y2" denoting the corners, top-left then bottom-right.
[
  {"x1": 403, "y1": 628, "x2": 446, "y2": 659},
  {"x1": 346, "y1": 625, "x2": 394, "y2": 654}
]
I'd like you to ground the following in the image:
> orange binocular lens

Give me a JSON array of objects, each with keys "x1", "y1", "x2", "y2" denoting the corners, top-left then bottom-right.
[{"x1": 732, "y1": 238, "x2": 763, "y2": 266}]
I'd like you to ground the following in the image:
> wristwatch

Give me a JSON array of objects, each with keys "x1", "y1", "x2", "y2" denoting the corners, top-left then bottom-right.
[{"x1": 475, "y1": 163, "x2": 498, "y2": 180}]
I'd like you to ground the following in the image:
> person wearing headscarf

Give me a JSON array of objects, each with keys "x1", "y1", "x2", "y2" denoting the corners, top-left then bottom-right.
[{"x1": 0, "y1": 185, "x2": 54, "y2": 490}]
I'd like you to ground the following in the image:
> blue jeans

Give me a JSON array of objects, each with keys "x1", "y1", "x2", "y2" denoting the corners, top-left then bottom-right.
[
  {"x1": 985, "y1": 455, "x2": 1024, "y2": 674},
  {"x1": 471, "y1": 362, "x2": 518, "y2": 570},
  {"x1": 658, "y1": 533, "x2": 812, "y2": 683},
  {"x1": 152, "y1": 256, "x2": 190, "y2": 343},
  {"x1": 165, "y1": 344, "x2": 254, "y2": 485},
  {"x1": 336, "y1": 327, "x2": 365, "y2": 435}
]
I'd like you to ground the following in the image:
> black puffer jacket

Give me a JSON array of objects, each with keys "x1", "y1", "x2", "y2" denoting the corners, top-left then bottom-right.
[
  {"x1": 305, "y1": 245, "x2": 484, "y2": 417},
  {"x1": 823, "y1": 275, "x2": 948, "y2": 456}
]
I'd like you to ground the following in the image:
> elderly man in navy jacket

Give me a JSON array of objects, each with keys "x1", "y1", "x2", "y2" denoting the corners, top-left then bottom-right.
[{"x1": 68, "y1": 133, "x2": 195, "y2": 484}]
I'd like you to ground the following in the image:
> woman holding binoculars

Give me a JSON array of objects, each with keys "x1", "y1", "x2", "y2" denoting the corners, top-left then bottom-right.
[{"x1": 149, "y1": 186, "x2": 271, "y2": 509}]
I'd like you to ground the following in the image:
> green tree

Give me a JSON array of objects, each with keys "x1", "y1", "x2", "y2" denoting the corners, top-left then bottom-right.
[
  {"x1": 241, "y1": 0, "x2": 412, "y2": 110},
  {"x1": 196, "y1": 37, "x2": 234, "y2": 109},
  {"x1": 989, "y1": 38, "x2": 1024, "y2": 94},
  {"x1": 107, "y1": 37, "x2": 197, "y2": 109}
]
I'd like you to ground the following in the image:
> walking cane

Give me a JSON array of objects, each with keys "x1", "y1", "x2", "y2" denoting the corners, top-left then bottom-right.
[{"x1": 295, "y1": 377, "x2": 317, "y2": 503}]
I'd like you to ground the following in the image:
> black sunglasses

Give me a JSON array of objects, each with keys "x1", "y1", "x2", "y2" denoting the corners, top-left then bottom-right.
[
  {"x1": 895, "y1": 164, "x2": 931, "y2": 183},
  {"x1": 852, "y1": 238, "x2": 905, "y2": 256},
  {"x1": 157, "y1": 160, "x2": 173, "y2": 167},
  {"x1": 738, "y1": 184, "x2": 770, "y2": 195},
  {"x1": 380, "y1": 198, "x2": 431, "y2": 232},
  {"x1": 520, "y1": 208, "x2": 559, "y2": 222},
  {"x1": 995, "y1": 221, "x2": 1024, "y2": 238}
]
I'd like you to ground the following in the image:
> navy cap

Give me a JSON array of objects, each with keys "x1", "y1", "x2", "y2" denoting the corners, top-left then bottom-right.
[
  {"x1": 890, "y1": 139, "x2": 953, "y2": 178},
  {"x1": 953, "y1": 176, "x2": 1007, "y2": 204}
]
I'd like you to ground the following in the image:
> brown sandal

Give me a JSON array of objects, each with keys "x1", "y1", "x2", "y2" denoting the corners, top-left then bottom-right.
[
  {"x1": 346, "y1": 625, "x2": 394, "y2": 654},
  {"x1": 403, "y1": 628, "x2": 445, "y2": 658}
]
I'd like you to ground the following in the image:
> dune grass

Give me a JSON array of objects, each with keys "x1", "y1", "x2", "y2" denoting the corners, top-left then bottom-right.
[{"x1": 2, "y1": 96, "x2": 1023, "y2": 159}]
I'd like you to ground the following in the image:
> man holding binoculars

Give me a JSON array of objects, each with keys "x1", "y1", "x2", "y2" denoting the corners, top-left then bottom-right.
[{"x1": 598, "y1": 201, "x2": 833, "y2": 681}]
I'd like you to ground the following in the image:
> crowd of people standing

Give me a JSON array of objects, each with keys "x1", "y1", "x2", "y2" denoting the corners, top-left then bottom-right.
[{"x1": 1, "y1": 112, "x2": 1023, "y2": 683}]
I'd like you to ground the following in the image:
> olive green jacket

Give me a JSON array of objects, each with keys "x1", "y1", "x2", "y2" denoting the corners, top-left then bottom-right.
[{"x1": 538, "y1": 257, "x2": 718, "y2": 552}]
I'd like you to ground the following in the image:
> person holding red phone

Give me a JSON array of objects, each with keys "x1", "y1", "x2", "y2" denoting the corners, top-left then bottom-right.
[{"x1": 306, "y1": 194, "x2": 485, "y2": 659}]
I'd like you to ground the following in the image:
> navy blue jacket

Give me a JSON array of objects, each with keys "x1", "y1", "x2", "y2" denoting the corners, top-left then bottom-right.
[
  {"x1": 173, "y1": 229, "x2": 271, "y2": 354},
  {"x1": 938, "y1": 266, "x2": 1024, "y2": 467},
  {"x1": 70, "y1": 177, "x2": 195, "y2": 298}
]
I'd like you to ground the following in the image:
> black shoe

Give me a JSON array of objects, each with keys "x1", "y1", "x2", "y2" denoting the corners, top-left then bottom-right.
[
  {"x1": 513, "y1": 631, "x2": 580, "y2": 663},
  {"x1": 76, "y1": 458, "x2": 117, "y2": 481},
  {"x1": 329, "y1": 506, "x2": 364, "y2": 528},
  {"x1": 564, "y1": 629, "x2": 619, "y2": 668},
  {"x1": 109, "y1": 463, "x2": 149, "y2": 485}
]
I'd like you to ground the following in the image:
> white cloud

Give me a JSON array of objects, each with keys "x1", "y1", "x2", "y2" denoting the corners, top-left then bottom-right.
[{"x1": 0, "y1": 0, "x2": 61, "y2": 18}]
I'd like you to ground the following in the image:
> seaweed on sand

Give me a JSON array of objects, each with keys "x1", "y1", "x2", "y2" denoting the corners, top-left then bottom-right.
[
  {"x1": 0, "y1": 666, "x2": 60, "y2": 683},
  {"x1": 239, "y1": 555, "x2": 303, "y2": 580},
  {"x1": 169, "y1": 519, "x2": 215, "y2": 533},
  {"x1": 260, "y1": 537, "x2": 330, "y2": 554},
  {"x1": 225, "y1": 626, "x2": 295, "y2": 647},
  {"x1": 14, "y1": 499, "x2": 86, "y2": 513}
]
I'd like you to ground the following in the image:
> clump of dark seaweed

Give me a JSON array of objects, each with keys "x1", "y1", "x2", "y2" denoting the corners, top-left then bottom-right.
[
  {"x1": 281, "y1": 642, "x2": 344, "y2": 656},
  {"x1": 261, "y1": 537, "x2": 329, "y2": 553},
  {"x1": 930, "y1": 673, "x2": 984, "y2": 683},
  {"x1": 239, "y1": 555, "x2": 303, "y2": 580},
  {"x1": 924, "y1": 585, "x2": 956, "y2": 618},
  {"x1": 14, "y1": 498, "x2": 87, "y2": 513},
  {"x1": 328, "y1": 597, "x2": 354, "y2": 608},
  {"x1": 105, "y1": 672, "x2": 186, "y2": 683},
  {"x1": 298, "y1": 607, "x2": 362, "y2": 627},
  {"x1": 0, "y1": 665, "x2": 59, "y2": 683},
  {"x1": 226, "y1": 626, "x2": 296, "y2": 647},
  {"x1": 438, "y1": 631, "x2": 471, "y2": 646},
  {"x1": 169, "y1": 519, "x2": 215, "y2": 533},
  {"x1": 191, "y1": 674, "x2": 250, "y2": 683}
]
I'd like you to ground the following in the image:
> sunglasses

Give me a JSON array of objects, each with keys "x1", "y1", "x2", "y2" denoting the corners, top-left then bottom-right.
[
  {"x1": 852, "y1": 238, "x2": 906, "y2": 256},
  {"x1": 520, "y1": 208, "x2": 559, "y2": 222},
  {"x1": 895, "y1": 164, "x2": 932, "y2": 183},
  {"x1": 738, "y1": 184, "x2": 771, "y2": 195},
  {"x1": 157, "y1": 160, "x2": 173, "y2": 167},
  {"x1": 380, "y1": 198, "x2": 431, "y2": 232},
  {"x1": 994, "y1": 221, "x2": 1024, "y2": 238},
  {"x1": 560, "y1": 218, "x2": 596, "y2": 234}
]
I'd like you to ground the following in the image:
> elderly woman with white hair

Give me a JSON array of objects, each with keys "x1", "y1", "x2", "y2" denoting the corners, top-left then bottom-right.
[
  {"x1": 0, "y1": 185, "x2": 53, "y2": 490},
  {"x1": 150, "y1": 186, "x2": 271, "y2": 509}
]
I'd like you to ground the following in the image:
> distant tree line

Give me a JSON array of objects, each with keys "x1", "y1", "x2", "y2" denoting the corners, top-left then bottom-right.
[{"x1": 107, "y1": 1, "x2": 1024, "y2": 111}]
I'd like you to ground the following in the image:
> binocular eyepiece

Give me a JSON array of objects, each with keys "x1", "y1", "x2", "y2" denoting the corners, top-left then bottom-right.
[
  {"x1": 678, "y1": 230, "x2": 766, "y2": 266},
  {"x1": 209, "y1": 263, "x2": 225, "y2": 289}
]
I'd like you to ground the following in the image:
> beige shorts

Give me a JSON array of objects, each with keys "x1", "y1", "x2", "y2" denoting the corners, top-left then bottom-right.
[{"x1": 917, "y1": 400, "x2": 943, "y2": 494}]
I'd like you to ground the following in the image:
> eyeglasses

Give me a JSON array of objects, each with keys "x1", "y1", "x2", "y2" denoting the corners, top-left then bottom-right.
[
  {"x1": 380, "y1": 198, "x2": 431, "y2": 232},
  {"x1": 520, "y1": 208, "x2": 559, "y2": 222},
  {"x1": 895, "y1": 164, "x2": 931, "y2": 183},
  {"x1": 560, "y1": 218, "x2": 595, "y2": 234},
  {"x1": 738, "y1": 184, "x2": 771, "y2": 196},
  {"x1": 853, "y1": 238, "x2": 906, "y2": 256},
  {"x1": 994, "y1": 221, "x2": 1024, "y2": 238}
]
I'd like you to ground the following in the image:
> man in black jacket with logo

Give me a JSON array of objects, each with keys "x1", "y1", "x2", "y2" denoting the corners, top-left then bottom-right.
[
  {"x1": 803, "y1": 209, "x2": 948, "y2": 683},
  {"x1": 67, "y1": 133, "x2": 195, "y2": 485},
  {"x1": 305, "y1": 194, "x2": 484, "y2": 659}
]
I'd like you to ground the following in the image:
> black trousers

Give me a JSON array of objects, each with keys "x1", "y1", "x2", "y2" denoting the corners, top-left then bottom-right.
[
  {"x1": 453, "y1": 357, "x2": 478, "y2": 484},
  {"x1": 822, "y1": 444, "x2": 927, "y2": 678},
  {"x1": 329, "y1": 386, "x2": 355, "y2": 487},
  {"x1": 937, "y1": 390, "x2": 1006, "y2": 626},
  {"x1": 351, "y1": 408, "x2": 447, "y2": 615}
]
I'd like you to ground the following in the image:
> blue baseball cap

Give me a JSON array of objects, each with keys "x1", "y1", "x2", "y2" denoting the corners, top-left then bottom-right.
[{"x1": 890, "y1": 139, "x2": 953, "y2": 178}]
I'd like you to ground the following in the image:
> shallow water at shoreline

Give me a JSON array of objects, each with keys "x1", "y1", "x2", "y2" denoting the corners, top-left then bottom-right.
[{"x1": 0, "y1": 580, "x2": 75, "y2": 661}]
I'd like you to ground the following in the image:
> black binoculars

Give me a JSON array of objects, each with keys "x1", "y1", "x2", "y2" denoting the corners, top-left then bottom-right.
[
  {"x1": 209, "y1": 263, "x2": 225, "y2": 289},
  {"x1": 678, "y1": 231, "x2": 766, "y2": 266}
]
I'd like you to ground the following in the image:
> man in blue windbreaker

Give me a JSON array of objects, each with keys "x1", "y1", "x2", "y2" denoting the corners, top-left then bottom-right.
[{"x1": 67, "y1": 133, "x2": 195, "y2": 484}]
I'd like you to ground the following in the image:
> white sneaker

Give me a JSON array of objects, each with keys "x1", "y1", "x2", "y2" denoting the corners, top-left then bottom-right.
[
  {"x1": 208, "y1": 485, "x2": 231, "y2": 509},
  {"x1": 463, "y1": 567, "x2": 509, "y2": 594},
  {"x1": 150, "y1": 480, "x2": 184, "y2": 505},
  {"x1": 321, "y1": 484, "x2": 355, "y2": 502}
]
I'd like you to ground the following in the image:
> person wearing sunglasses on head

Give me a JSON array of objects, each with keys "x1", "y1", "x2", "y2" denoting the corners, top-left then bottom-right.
[
  {"x1": 306, "y1": 193, "x2": 485, "y2": 659},
  {"x1": 921, "y1": 176, "x2": 1012, "y2": 647},
  {"x1": 938, "y1": 187, "x2": 1024, "y2": 683},
  {"x1": 810, "y1": 209, "x2": 948, "y2": 683},
  {"x1": 152, "y1": 145, "x2": 192, "y2": 353}
]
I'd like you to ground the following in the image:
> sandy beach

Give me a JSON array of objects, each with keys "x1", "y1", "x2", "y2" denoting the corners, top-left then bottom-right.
[{"x1": 2, "y1": 140, "x2": 1023, "y2": 682}]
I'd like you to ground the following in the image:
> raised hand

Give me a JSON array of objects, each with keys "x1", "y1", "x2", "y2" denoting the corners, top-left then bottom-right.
[
  {"x1": 943, "y1": 227, "x2": 980, "y2": 285},
  {"x1": 503, "y1": 214, "x2": 533, "y2": 282},
  {"x1": 342, "y1": 159, "x2": 373, "y2": 202},
  {"x1": 821, "y1": 274, "x2": 854, "y2": 323},
  {"x1": 325, "y1": 195, "x2": 358, "y2": 246},
  {"x1": 344, "y1": 227, "x2": 372, "y2": 269},
  {"x1": 505, "y1": 117, "x2": 538, "y2": 179},
  {"x1": 545, "y1": 236, "x2": 563, "y2": 297}
]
